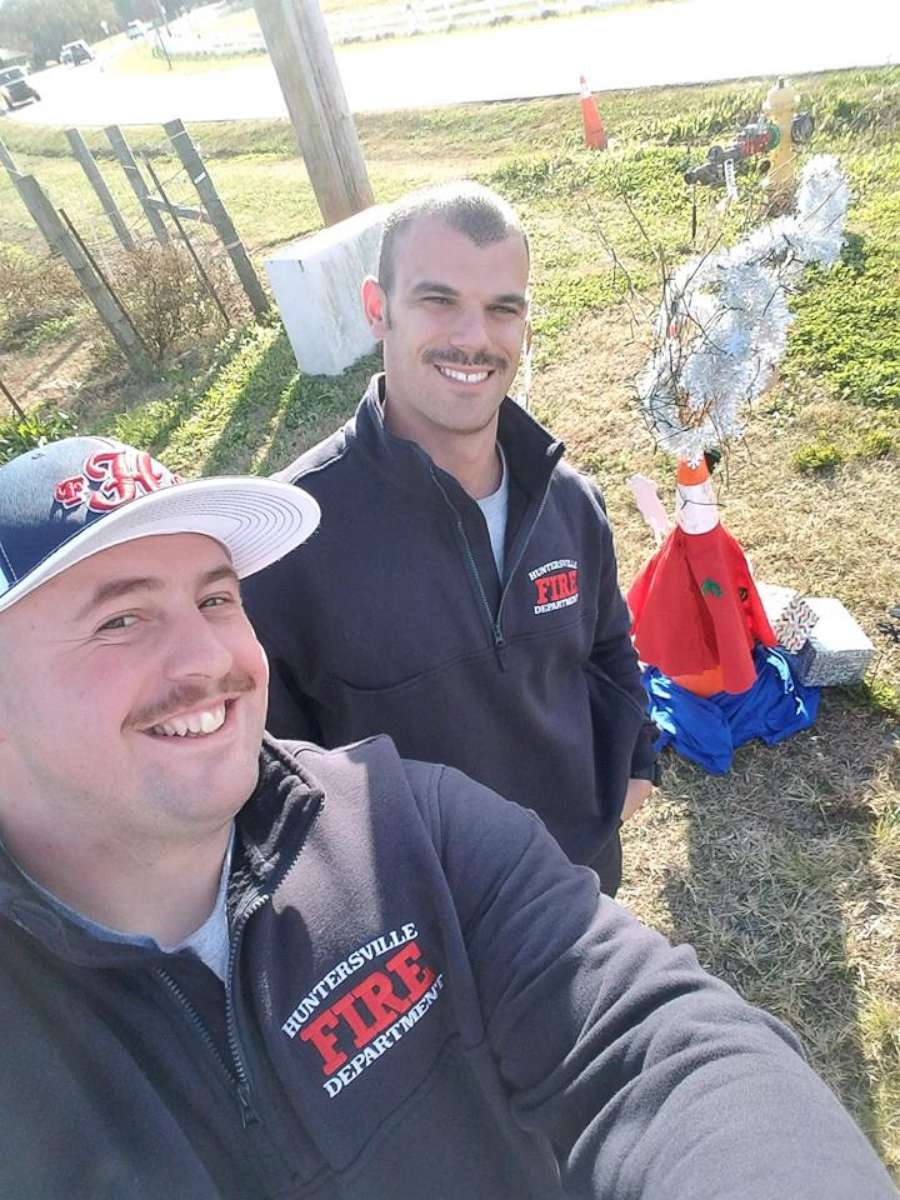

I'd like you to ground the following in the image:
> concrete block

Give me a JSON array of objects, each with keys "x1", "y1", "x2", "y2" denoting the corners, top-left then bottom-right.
[
  {"x1": 796, "y1": 597, "x2": 874, "y2": 686},
  {"x1": 265, "y1": 204, "x2": 386, "y2": 377},
  {"x1": 758, "y1": 582, "x2": 798, "y2": 626}
]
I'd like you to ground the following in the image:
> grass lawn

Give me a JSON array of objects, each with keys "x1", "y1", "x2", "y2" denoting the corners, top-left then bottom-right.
[{"x1": 1, "y1": 65, "x2": 898, "y2": 1174}]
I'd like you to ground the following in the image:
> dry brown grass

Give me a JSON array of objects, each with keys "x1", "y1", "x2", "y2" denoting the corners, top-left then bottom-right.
[{"x1": 532, "y1": 304, "x2": 900, "y2": 1173}]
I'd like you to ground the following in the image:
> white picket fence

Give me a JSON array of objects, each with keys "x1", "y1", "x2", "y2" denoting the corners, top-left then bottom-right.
[
  {"x1": 327, "y1": 0, "x2": 624, "y2": 43},
  {"x1": 160, "y1": 0, "x2": 624, "y2": 56}
]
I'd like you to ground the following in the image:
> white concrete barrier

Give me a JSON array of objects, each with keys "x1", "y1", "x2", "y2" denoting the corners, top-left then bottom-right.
[{"x1": 265, "y1": 205, "x2": 386, "y2": 377}]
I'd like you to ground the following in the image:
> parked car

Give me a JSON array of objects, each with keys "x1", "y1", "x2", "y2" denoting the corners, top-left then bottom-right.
[
  {"x1": 60, "y1": 40, "x2": 94, "y2": 66},
  {"x1": 126, "y1": 20, "x2": 149, "y2": 39},
  {"x1": 0, "y1": 65, "x2": 40, "y2": 109}
]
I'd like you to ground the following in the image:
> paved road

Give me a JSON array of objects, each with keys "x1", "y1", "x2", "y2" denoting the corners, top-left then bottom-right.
[{"x1": 4, "y1": 0, "x2": 898, "y2": 127}]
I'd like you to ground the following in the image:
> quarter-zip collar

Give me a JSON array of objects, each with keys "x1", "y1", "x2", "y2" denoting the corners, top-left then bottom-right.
[
  {"x1": 350, "y1": 374, "x2": 565, "y2": 509},
  {"x1": 0, "y1": 737, "x2": 323, "y2": 969}
]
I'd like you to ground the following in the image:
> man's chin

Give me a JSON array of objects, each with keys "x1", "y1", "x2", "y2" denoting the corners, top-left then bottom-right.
[{"x1": 141, "y1": 744, "x2": 260, "y2": 822}]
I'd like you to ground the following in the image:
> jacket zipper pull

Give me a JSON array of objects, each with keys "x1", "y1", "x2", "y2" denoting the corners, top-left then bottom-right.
[
  {"x1": 237, "y1": 1081, "x2": 260, "y2": 1128},
  {"x1": 493, "y1": 625, "x2": 506, "y2": 671}
]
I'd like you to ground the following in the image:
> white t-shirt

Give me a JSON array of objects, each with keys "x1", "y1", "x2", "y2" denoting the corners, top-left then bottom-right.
[{"x1": 476, "y1": 445, "x2": 509, "y2": 578}]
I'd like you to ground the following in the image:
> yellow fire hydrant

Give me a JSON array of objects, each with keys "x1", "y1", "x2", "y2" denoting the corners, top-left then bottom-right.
[{"x1": 763, "y1": 77, "x2": 799, "y2": 209}]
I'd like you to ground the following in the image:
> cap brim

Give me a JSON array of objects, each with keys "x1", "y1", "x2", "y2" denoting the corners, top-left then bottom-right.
[{"x1": 0, "y1": 476, "x2": 320, "y2": 613}]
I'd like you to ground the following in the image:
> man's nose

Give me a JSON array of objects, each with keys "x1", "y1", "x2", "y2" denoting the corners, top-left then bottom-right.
[
  {"x1": 448, "y1": 304, "x2": 490, "y2": 351},
  {"x1": 162, "y1": 608, "x2": 234, "y2": 683}
]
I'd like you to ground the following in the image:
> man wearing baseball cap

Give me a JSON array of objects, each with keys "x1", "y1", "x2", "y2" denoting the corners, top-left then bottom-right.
[{"x1": 0, "y1": 436, "x2": 893, "y2": 1199}]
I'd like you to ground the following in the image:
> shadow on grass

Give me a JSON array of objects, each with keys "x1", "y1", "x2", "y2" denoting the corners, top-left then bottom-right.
[
  {"x1": 194, "y1": 332, "x2": 378, "y2": 478},
  {"x1": 0, "y1": 333, "x2": 85, "y2": 398},
  {"x1": 197, "y1": 328, "x2": 302, "y2": 477},
  {"x1": 656, "y1": 694, "x2": 895, "y2": 1162},
  {"x1": 255, "y1": 349, "x2": 380, "y2": 477},
  {"x1": 41, "y1": 319, "x2": 377, "y2": 480},
  {"x1": 37, "y1": 322, "x2": 258, "y2": 452}
]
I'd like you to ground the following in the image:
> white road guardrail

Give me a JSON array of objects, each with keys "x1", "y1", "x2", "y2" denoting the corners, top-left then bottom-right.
[{"x1": 157, "y1": 0, "x2": 625, "y2": 56}]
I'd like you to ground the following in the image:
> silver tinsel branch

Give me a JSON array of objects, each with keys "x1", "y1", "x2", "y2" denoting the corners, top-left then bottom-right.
[{"x1": 638, "y1": 155, "x2": 850, "y2": 465}]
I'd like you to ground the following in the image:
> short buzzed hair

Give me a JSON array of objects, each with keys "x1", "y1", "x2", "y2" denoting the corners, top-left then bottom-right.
[{"x1": 377, "y1": 181, "x2": 529, "y2": 296}]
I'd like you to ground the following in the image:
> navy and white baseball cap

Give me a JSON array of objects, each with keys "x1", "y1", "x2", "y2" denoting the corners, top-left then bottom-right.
[{"x1": 0, "y1": 436, "x2": 321, "y2": 613}]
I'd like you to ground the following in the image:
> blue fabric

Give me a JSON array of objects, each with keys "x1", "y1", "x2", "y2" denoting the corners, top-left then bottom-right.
[{"x1": 643, "y1": 646, "x2": 820, "y2": 774}]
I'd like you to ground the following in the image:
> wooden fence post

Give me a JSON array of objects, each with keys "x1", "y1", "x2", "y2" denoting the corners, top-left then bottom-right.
[
  {"x1": 0, "y1": 377, "x2": 27, "y2": 421},
  {"x1": 163, "y1": 118, "x2": 269, "y2": 317},
  {"x1": 105, "y1": 124, "x2": 170, "y2": 245},
  {"x1": 1, "y1": 144, "x2": 61, "y2": 258},
  {"x1": 0, "y1": 138, "x2": 20, "y2": 177},
  {"x1": 65, "y1": 128, "x2": 135, "y2": 252},
  {"x1": 14, "y1": 176, "x2": 151, "y2": 375}
]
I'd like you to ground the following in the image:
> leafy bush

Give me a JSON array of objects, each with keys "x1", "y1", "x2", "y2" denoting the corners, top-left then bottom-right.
[
  {"x1": 792, "y1": 440, "x2": 843, "y2": 474},
  {"x1": 0, "y1": 245, "x2": 81, "y2": 349},
  {"x1": 0, "y1": 409, "x2": 77, "y2": 466},
  {"x1": 110, "y1": 244, "x2": 243, "y2": 364},
  {"x1": 856, "y1": 428, "x2": 894, "y2": 459},
  {"x1": 817, "y1": 88, "x2": 900, "y2": 137},
  {"x1": 648, "y1": 95, "x2": 758, "y2": 146}
]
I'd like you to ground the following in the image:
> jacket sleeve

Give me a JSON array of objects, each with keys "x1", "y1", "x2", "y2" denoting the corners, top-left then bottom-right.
[
  {"x1": 430, "y1": 764, "x2": 895, "y2": 1200},
  {"x1": 588, "y1": 488, "x2": 657, "y2": 777}
]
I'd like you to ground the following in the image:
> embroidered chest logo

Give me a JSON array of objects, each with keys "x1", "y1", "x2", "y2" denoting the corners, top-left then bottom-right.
[
  {"x1": 529, "y1": 558, "x2": 579, "y2": 614},
  {"x1": 54, "y1": 449, "x2": 179, "y2": 515},
  {"x1": 281, "y1": 923, "x2": 444, "y2": 1099}
]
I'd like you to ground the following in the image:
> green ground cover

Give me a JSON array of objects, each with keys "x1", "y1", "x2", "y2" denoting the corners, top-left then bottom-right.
[{"x1": 0, "y1": 65, "x2": 897, "y2": 1175}]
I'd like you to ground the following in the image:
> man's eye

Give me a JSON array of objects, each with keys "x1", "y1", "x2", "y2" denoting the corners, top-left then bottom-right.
[
  {"x1": 425, "y1": 295, "x2": 452, "y2": 305},
  {"x1": 97, "y1": 614, "x2": 138, "y2": 633},
  {"x1": 200, "y1": 594, "x2": 233, "y2": 610}
]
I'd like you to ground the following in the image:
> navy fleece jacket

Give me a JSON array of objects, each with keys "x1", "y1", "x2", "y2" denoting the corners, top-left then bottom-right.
[
  {"x1": 0, "y1": 736, "x2": 894, "y2": 1198},
  {"x1": 243, "y1": 377, "x2": 657, "y2": 864}
]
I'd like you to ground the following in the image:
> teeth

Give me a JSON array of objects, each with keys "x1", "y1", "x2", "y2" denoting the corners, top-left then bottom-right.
[
  {"x1": 148, "y1": 704, "x2": 227, "y2": 739},
  {"x1": 198, "y1": 708, "x2": 221, "y2": 734},
  {"x1": 438, "y1": 366, "x2": 489, "y2": 384}
]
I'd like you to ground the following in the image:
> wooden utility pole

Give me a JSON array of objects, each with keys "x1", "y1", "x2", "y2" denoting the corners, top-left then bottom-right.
[{"x1": 253, "y1": 0, "x2": 374, "y2": 225}]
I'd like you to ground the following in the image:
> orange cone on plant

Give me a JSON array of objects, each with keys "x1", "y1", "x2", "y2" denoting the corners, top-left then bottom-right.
[
  {"x1": 579, "y1": 74, "x2": 607, "y2": 150},
  {"x1": 627, "y1": 456, "x2": 779, "y2": 698}
]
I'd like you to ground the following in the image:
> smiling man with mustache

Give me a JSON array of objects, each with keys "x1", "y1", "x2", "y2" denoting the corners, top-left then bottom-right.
[
  {"x1": 0, "y1": 440, "x2": 318, "y2": 956},
  {"x1": 244, "y1": 181, "x2": 659, "y2": 893},
  {"x1": 0, "y1": 436, "x2": 893, "y2": 1199}
]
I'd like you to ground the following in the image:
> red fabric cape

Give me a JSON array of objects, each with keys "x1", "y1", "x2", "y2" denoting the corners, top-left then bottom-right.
[{"x1": 627, "y1": 523, "x2": 777, "y2": 695}]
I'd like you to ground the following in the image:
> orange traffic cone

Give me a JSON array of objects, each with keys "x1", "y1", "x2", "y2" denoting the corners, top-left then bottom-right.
[{"x1": 579, "y1": 74, "x2": 607, "y2": 150}]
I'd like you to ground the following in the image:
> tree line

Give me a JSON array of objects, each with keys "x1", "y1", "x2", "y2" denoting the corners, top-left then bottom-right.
[{"x1": 0, "y1": 0, "x2": 207, "y2": 67}]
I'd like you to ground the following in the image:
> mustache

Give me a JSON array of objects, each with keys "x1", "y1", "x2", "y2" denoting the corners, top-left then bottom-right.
[
  {"x1": 127, "y1": 671, "x2": 257, "y2": 728},
  {"x1": 422, "y1": 347, "x2": 509, "y2": 372}
]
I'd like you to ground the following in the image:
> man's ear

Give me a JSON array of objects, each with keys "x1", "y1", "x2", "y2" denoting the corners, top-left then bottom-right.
[{"x1": 362, "y1": 276, "x2": 389, "y2": 339}]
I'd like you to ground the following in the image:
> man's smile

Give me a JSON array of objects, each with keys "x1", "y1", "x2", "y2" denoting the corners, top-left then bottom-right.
[
  {"x1": 434, "y1": 364, "x2": 492, "y2": 385},
  {"x1": 145, "y1": 701, "x2": 229, "y2": 739}
]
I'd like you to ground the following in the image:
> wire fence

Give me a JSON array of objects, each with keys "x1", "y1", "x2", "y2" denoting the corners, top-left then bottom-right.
[{"x1": 0, "y1": 121, "x2": 268, "y2": 375}]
